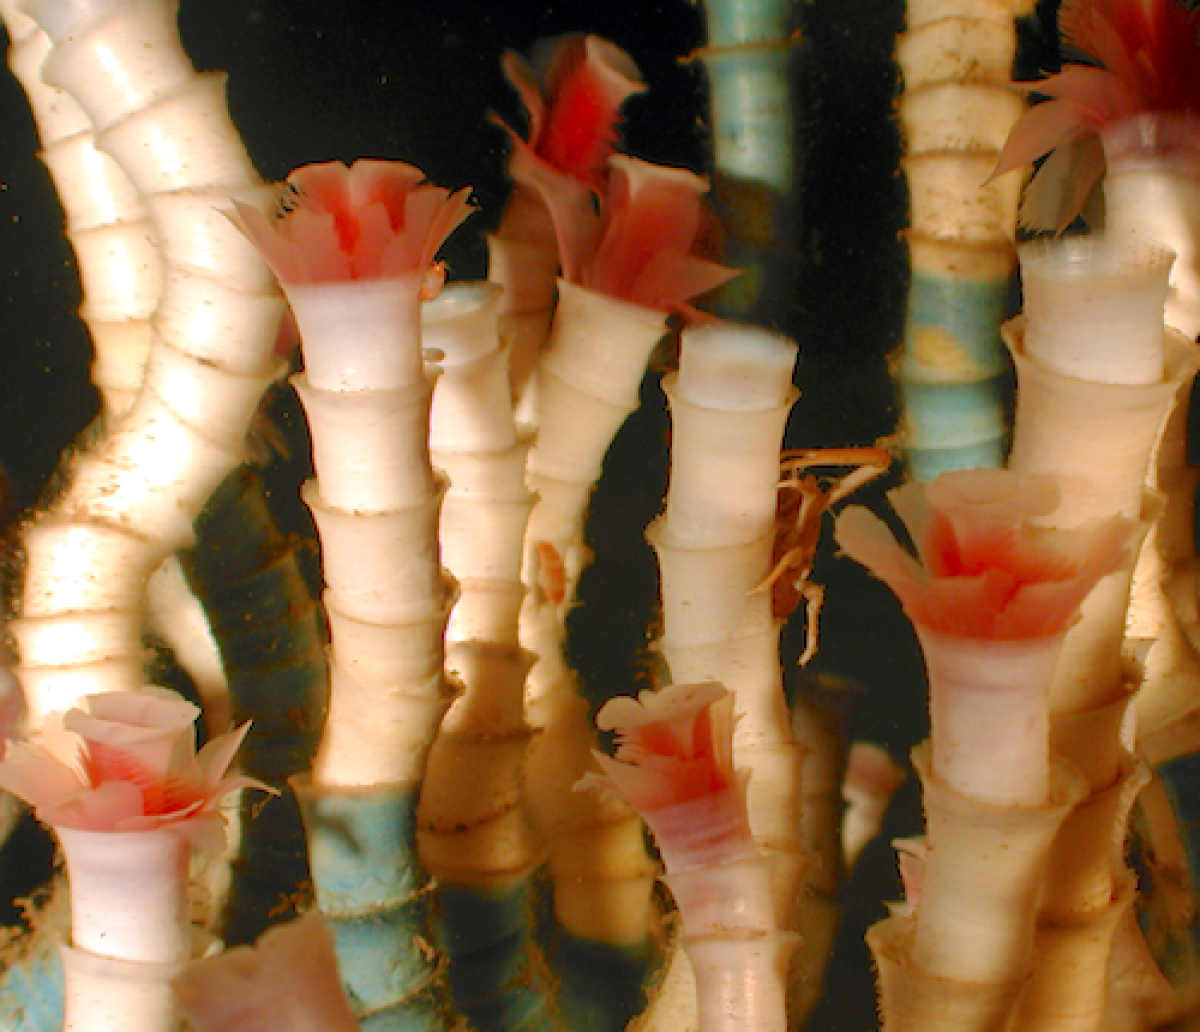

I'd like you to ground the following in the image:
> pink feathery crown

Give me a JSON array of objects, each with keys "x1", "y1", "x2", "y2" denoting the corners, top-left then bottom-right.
[{"x1": 995, "y1": 0, "x2": 1200, "y2": 228}]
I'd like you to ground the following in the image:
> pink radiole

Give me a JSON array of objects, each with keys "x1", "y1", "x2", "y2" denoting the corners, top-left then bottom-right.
[
  {"x1": 0, "y1": 687, "x2": 266, "y2": 852},
  {"x1": 835, "y1": 469, "x2": 1128, "y2": 640},
  {"x1": 566, "y1": 155, "x2": 738, "y2": 310},
  {"x1": 228, "y1": 158, "x2": 472, "y2": 286},
  {"x1": 994, "y1": 0, "x2": 1200, "y2": 228},
  {"x1": 578, "y1": 682, "x2": 757, "y2": 870},
  {"x1": 499, "y1": 34, "x2": 646, "y2": 194}
]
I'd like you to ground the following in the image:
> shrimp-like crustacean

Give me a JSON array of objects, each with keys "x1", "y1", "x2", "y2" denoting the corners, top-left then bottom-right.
[{"x1": 756, "y1": 446, "x2": 892, "y2": 665}]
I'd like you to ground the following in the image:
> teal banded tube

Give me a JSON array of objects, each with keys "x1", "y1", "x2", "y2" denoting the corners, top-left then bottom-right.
[
  {"x1": 902, "y1": 272, "x2": 1011, "y2": 382},
  {"x1": 436, "y1": 880, "x2": 555, "y2": 1032},
  {"x1": 704, "y1": 0, "x2": 792, "y2": 46},
  {"x1": 901, "y1": 375, "x2": 1009, "y2": 481},
  {"x1": 899, "y1": 234, "x2": 1016, "y2": 479},
  {"x1": 699, "y1": 0, "x2": 799, "y2": 323},
  {"x1": 182, "y1": 465, "x2": 327, "y2": 946},
  {"x1": 550, "y1": 927, "x2": 659, "y2": 1032},
  {"x1": 295, "y1": 783, "x2": 445, "y2": 1032}
]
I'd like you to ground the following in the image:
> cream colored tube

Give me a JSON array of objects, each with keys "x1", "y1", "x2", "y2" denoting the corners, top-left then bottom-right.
[
  {"x1": 59, "y1": 941, "x2": 195, "y2": 1032},
  {"x1": 418, "y1": 282, "x2": 541, "y2": 887},
  {"x1": 917, "y1": 628, "x2": 1060, "y2": 807},
  {"x1": 285, "y1": 284, "x2": 449, "y2": 790},
  {"x1": 1013, "y1": 875, "x2": 1138, "y2": 1032},
  {"x1": 521, "y1": 281, "x2": 668, "y2": 944},
  {"x1": 1102, "y1": 154, "x2": 1200, "y2": 340},
  {"x1": 1097, "y1": 133, "x2": 1200, "y2": 814},
  {"x1": 1, "y1": 0, "x2": 158, "y2": 419},
  {"x1": 651, "y1": 324, "x2": 803, "y2": 930},
  {"x1": 17, "y1": 0, "x2": 283, "y2": 727},
  {"x1": 1006, "y1": 238, "x2": 1199, "y2": 727},
  {"x1": 1006, "y1": 234, "x2": 1194, "y2": 1031},
  {"x1": 425, "y1": 282, "x2": 532, "y2": 648},
  {"x1": 898, "y1": 748, "x2": 1085, "y2": 1013}
]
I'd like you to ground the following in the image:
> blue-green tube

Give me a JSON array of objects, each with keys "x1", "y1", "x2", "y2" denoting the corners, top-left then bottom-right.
[
  {"x1": 699, "y1": 0, "x2": 800, "y2": 325},
  {"x1": 296, "y1": 781, "x2": 446, "y2": 1031},
  {"x1": 182, "y1": 465, "x2": 328, "y2": 946},
  {"x1": 898, "y1": 242, "x2": 1015, "y2": 479},
  {"x1": 0, "y1": 918, "x2": 64, "y2": 1032},
  {"x1": 435, "y1": 879, "x2": 556, "y2": 1032},
  {"x1": 900, "y1": 376, "x2": 1009, "y2": 481},
  {"x1": 549, "y1": 925, "x2": 659, "y2": 1032}
]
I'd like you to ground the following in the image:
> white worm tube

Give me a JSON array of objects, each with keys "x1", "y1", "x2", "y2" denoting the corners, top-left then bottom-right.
[
  {"x1": 651, "y1": 324, "x2": 803, "y2": 931},
  {"x1": 519, "y1": 280, "x2": 668, "y2": 945},
  {"x1": 58, "y1": 941, "x2": 198, "y2": 1032},
  {"x1": 1, "y1": 0, "x2": 159, "y2": 419},
  {"x1": 1019, "y1": 236, "x2": 1172, "y2": 386},
  {"x1": 284, "y1": 278, "x2": 449, "y2": 790},
  {"x1": 16, "y1": 0, "x2": 284, "y2": 727},
  {"x1": 1012, "y1": 875, "x2": 1138, "y2": 1032},
  {"x1": 917, "y1": 629, "x2": 1061, "y2": 808},
  {"x1": 895, "y1": 0, "x2": 1025, "y2": 481},
  {"x1": 1092, "y1": 133, "x2": 1200, "y2": 793},
  {"x1": 907, "y1": 746, "x2": 1086, "y2": 991},
  {"x1": 417, "y1": 282, "x2": 541, "y2": 888},
  {"x1": 57, "y1": 827, "x2": 191, "y2": 965},
  {"x1": 1006, "y1": 239, "x2": 1198, "y2": 743},
  {"x1": 1004, "y1": 234, "x2": 1196, "y2": 1029},
  {"x1": 1102, "y1": 116, "x2": 1200, "y2": 340}
]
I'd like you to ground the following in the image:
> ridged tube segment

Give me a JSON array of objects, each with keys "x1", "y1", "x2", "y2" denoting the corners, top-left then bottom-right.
[
  {"x1": 15, "y1": 0, "x2": 284, "y2": 726},
  {"x1": 415, "y1": 282, "x2": 555, "y2": 1031},
  {"x1": 0, "y1": 0, "x2": 158, "y2": 419},
  {"x1": 894, "y1": 0, "x2": 1025, "y2": 479},
  {"x1": 519, "y1": 281, "x2": 665, "y2": 976},
  {"x1": 179, "y1": 465, "x2": 327, "y2": 946},
  {"x1": 644, "y1": 324, "x2": 806, "y2": 1028},
  {"x1": 294, "y1": 783, "x2": 443, "y2": 1032}
]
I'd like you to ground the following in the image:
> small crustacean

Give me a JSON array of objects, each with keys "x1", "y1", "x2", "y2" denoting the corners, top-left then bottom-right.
[{"x1": 755, "y1": 445, "x2": 892, "y2": 665}]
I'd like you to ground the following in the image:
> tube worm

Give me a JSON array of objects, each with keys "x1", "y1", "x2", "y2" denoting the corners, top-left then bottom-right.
[
  {"x1": 995, "y1": 0, "x2": 1200, "y2": 779},
  {"x1": 13, "y1": 0, "x2": 286, "y2": 729},
  {"x1": 1002, "y1": 240, "x2": 1197, "y2": 1011},
  {"x1": 231, "y1": 157, "x2": 470, "y2": 1029},
  {"x1": 895, "y1": 0, "x2": 1027, "y2": 479},
  {"x1": 490, "y1": 35, "x2": 644, "y2": 412},
  {"x1": 0, "y1": 688, "x2": 266, "y2": 1032},
  {"x1": 415, "y1": 283, "x2": 553, "y2": 1032},
  {"x1": 695, "y1": 0, "x2": 798, "y2": 322},
  {"x1": 647, "y1": 326, "x2": 803, "y2": 927},
  {"x1": 173, "y1": 916, "x2": 359, "y2": 1032},
  {"x1": 837, "y1": 468, "x2": 1128, "y2": 1029},
  {"x1": 641, "y1": 321, "x2": 868, "y2": 1030},
  {"x1": 1004, "y1": 233, "x2": 1186, "y2": 791},
  {"x1": 515, "y1": 154, "x2": 734, "y2": 988},
  {"x1": 579, "y1": 683, "x2": 797, "y2": 1032},
  {"x1": 995, "y1": 0, "x2": 1200, "y2": 335},
  {"x1": 0, "y1": 3, "x2": 250, "y2": 838}
]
